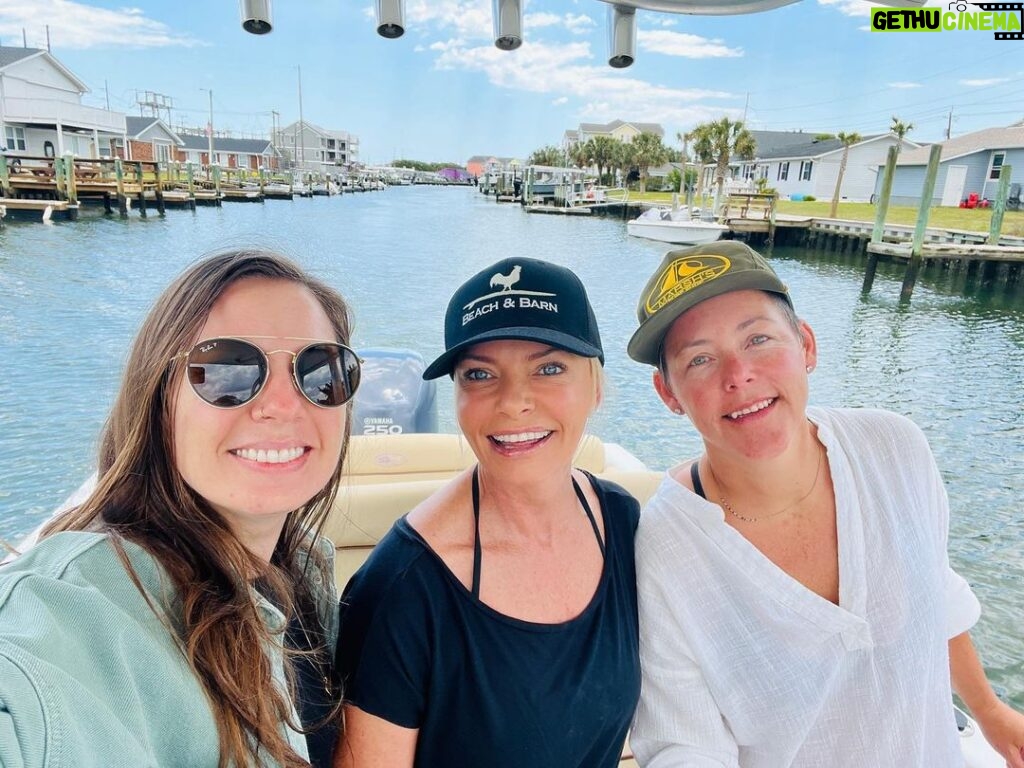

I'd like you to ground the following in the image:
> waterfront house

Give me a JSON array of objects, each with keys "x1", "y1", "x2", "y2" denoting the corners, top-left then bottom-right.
[
  {"x1": 870, "y1": 125, "x2": 1024, "y2": 207},
  {"x1": 708, "y1": 129, "x2": 919, "y2": 203},
  {"x1": 466, "y1": 155, "x2": 519, "y2": 177},
  {"x1": 276, "y1": 120, "x2": 358, "y2": 172},
  {"x1": 123, "y1": 116, "x2": 183, "y2": 163},
  {"x1": 0, "y1": 45, "x2": 125, "y2": 159},
  {"x1": 174, "y1": 132, "x2": 280, "y2": 172},
  {"x1": 563, "y1": 119, "x2": 665, "y2": 153}
]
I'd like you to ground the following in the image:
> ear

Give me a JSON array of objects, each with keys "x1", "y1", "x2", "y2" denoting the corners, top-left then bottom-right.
[
  {"x1": 798, "y1": 319, "x2": 817, "y2": 372},
  {"x1": 653, "y1": 369, "x2": 684, "y2": 416}
]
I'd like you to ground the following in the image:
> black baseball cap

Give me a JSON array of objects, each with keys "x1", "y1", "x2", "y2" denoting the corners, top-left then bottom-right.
[
  {"x1": 423, "y1": 257, "x2": 604, "y2": 380},
  {"x1": 627, "y1": 241, "x2": 792, "y2": 367}
]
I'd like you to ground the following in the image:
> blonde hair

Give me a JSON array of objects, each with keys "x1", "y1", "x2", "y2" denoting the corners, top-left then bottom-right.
[{"x1": 44, "y1": 249, "x2": 353, "y2": 768}]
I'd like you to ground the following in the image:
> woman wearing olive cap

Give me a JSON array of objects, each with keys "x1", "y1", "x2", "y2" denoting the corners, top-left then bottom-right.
[
  {"x1": 627, "y1": 241, "x2": 1024, "y2": 768},
  {"x1": 335, "y1": 257, "x2": 640, "y2": 768}
]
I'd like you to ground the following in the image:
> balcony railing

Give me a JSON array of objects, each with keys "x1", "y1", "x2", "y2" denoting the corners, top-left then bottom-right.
[{"x1": 2, "y1": 97, "x2": 126, "y2": 133}]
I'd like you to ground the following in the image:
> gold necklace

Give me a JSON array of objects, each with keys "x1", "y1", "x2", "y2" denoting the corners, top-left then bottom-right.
[{"x1": 707, "y1": 445, "x2": 824, "y2": 523}]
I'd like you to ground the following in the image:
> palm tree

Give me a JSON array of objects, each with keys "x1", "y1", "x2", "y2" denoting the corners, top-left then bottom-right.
[
  {"x1": 890, "y1": 116, "x2": 915, "y2": 156},
  {"x1": 569, "y1": 140, "x2": 591, "y2": 171},
  {"x1": 587, "y1": 135, "x2": 619, "y2": 186},
  {"x1": 676, "y1": 129, "x2": 697, "y2": 195},
  {"x1": 631, "y1": 132, "x2": 670, "y2": 193},
  {"x1": 613, "y1": 139, "x2": 636, "y2": 189},
  {"x1": 829, "y1": 131, "x2": 861, "y2": 218},
  {"x1": 527, "y1": 145, "x2": 563, "y2": 167},
  {"x1": 691, "y1": 117, "x2": 756, "y2": 212}
]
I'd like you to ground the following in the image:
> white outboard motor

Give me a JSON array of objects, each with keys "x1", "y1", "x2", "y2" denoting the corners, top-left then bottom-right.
[{"x1": 352, "y1": 348, "x2": 437, "y2": 435}]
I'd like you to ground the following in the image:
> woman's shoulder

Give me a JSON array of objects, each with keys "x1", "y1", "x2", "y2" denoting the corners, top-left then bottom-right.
[
  {"x1": 342, "y1": 518, "x2": 438, "y2": 604},
  {"x1": 584, "y1": 472, "x2": 641, "y2": 527},
  {"x1": 1, "y1": 531, "x2": 169, "y2": 612},
  {"x1": 811, "y1": 406, "x2": 929, "y2": 451}
]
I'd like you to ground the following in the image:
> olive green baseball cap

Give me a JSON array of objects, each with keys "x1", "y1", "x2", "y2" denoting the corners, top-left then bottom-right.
[{"x1": 627, "y1": 241, "x2": 792, "y2": 367}]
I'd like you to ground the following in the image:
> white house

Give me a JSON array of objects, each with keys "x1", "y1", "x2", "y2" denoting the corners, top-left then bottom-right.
[
  {"x1": 872, "y1": 125, "x2": 1024, "y2": 207},
  {"x1": 706, "y1": 129, "x2": 919, "y2": 202},
  {"x1": 0, "y1": 46, "x2": 126, "y2": 159},
  {"x1": 277, "y1": 120, "x2": 359, "y2": 171}
]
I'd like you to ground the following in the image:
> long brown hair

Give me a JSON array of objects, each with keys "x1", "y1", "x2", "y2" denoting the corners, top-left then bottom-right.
[{"x1": 43, "y1": 249, "x2": 353, "y2": 768}]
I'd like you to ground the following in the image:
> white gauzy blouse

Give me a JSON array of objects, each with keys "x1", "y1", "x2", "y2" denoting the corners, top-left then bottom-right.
[{"x1": 632, "y1": 407, "x2": 980, "y2": 768}]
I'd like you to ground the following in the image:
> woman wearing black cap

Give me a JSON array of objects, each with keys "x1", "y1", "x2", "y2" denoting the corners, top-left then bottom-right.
[
  {"x1": 334, "y1": 257, "x2": 641, "y2": 767},
  {"x1": 627, "y1": 241, "x2": 1024, "y2": 767}
]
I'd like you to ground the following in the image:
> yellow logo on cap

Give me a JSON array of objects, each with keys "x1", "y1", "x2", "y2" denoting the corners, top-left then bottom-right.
[{"x1": 645, "y1": 255, "x2": 731, "y2": 316}]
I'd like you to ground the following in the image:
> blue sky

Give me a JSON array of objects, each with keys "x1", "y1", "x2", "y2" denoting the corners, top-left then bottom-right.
[{"x1": 1, "y1": 0, "x2": 1020, "y2": 164}]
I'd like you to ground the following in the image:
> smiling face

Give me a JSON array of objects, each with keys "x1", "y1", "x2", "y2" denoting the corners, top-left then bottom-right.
[
  {"x1": 654, "y1": 289, "x2": 816, "y2": 463},
  {"x1": 454, "y1": 339, "x2": 600, "y2": 481},
  {"x1": 172, "y1": 277, "x2": 347, "y2": 558}
]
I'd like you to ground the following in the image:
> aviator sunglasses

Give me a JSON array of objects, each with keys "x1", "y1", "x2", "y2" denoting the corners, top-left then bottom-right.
[{"x1": 176, "y1": 336, "x2": 361, "y2": 409}]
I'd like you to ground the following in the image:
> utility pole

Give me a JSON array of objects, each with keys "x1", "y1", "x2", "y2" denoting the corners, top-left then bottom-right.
[
  {"x1": 104, "y1": 79, "x2": 110, "y2": 111},
  {"x1": 297, "y1": 65, "x2": 305, "y2": 168},
  {"x1": 742, "y1": 92, "x2": 749, "y2": 125},
  {"x1": 200, "y1": 88, "x2": 214, "y2": 173},
  {"x1": 946, "y1": 107, "x2": 953, "y2": 140}
]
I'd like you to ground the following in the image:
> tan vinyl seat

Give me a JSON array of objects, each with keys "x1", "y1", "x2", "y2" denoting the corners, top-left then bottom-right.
[{"x1": 326, "y1": 433, "x2": 662, "y2": 589}]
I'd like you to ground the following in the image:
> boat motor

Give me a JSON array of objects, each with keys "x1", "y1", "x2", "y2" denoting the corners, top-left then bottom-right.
[
  {"x1": 492, "y1": 0, "x2": 523, "y2": 50},
  {"x1": 352, "y1": 348, "x2": 438, "y2": 435},
  {"x1": 376, "y1": 0, "x2": 406, "y2": 38},
  {"x1": 608, "y1": 5, "x2": 637, "y2": 68},
  {"x1": 240, "y1": 0, "x2": 272, "y2": 34}
]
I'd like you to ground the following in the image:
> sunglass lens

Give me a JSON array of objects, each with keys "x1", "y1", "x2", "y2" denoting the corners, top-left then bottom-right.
[
  {"x1": 296, "y1": 344, "x2": 360, "y2": 407},
  {"x1": 187, "y1": 338, "x2": 266, "y2": 407}
]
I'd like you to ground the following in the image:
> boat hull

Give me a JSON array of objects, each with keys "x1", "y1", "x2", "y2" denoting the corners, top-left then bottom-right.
[{"x1": 627, "y1": 219, "x2": 728, "y2": 245}]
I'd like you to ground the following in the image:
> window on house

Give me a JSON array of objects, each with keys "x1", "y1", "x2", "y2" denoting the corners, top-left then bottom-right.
[
  {"x1": 758, "y1": 164, "x2": 768, "y2": 179},
  {"x1": 155, "y1": 143, "x2": 172, "y2": 162},
  {"x1": 989, "y1": 152, "x2": 1005, "y2": 180},
  {"x1": 5, "y1": 126, "x2": 26, "y2": 151},
  {"x1": 777, "y1": 161, "x2": 789, "y2": 181},
  {"x1": 800, "y1": 160, "x2": 813, "y2": 181}
]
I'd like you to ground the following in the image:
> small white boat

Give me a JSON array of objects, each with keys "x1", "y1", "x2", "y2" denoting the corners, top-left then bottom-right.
[{"x1": 627, "y1": 206, "x2": 728, "y2": 245}]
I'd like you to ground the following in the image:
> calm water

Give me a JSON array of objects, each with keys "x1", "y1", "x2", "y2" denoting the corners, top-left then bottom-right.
[{"x1": 1, "y1": 187, "x2": 1022, "y2": 707}]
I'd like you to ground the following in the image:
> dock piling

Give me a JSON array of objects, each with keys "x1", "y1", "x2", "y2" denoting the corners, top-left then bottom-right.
[
  {"x1": 987, "y1": 165, "x2": 1011, "y2": 246},
  {"x1": 115, "y1": 159, "x2": 128, "y2": 217},
  {"x1": 900, "y1": 145, "x2": 942, "y2": 302}
]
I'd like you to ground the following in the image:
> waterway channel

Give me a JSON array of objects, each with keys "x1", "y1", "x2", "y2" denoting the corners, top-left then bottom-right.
[{"x1": 1, "y1": 185, "x2": 1021, "y2": 708}]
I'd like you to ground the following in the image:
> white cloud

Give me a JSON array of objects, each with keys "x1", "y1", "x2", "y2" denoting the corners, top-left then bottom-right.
[
  {"x1": 564, "y1": 13, "x2": 596, "y2": 33},
  {"x1": 0, "y1": 0, "x2": 202, "y2": 49},
  {"x1": 816, "y1": 0, "x2": 876, "y2": 17},
  {"x1": 888, "y1": 81, "x2": 922, "y2": 88},
  {"x1": 637, "y1": 29, "x2": 743, "y2": 58},
  {"x1": 407, "y1": 0, "x2": 492, "y2": 40},
  {"x1": 552, "y1": 96, "x2": 569, "y2": 105},
  {"x1": 525, "y1": 12, "x2": 563, "y2": 29},
  {"x1": 430, "y1": 38, "x2": 736, "y2": 130},
  {"x1": 959, "y1": 77, "x2": 1010, "y2": 86}
]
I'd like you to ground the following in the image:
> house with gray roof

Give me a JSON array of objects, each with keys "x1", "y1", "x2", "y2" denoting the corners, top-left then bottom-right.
[
  {"x1": 124, "y1": 116, "x2": 182, "y2": 163},
  {"x1": 711, "y1": 129, "x2": 919, "y2": 203},
  {"x1": 0, "y1": 45, "x2": 125, "y2": 159},
  {"x1": 562, "y1": 119, "x2": 665, "y2": 150},
  {"x1": 175, "y1": 132, "x2": 280, "y2": 171},
  {"x1": 277, "y1": 120, "x2": 358, "y2": 171},
  {"x1": 871, "y1": 125, "x2": 1024, "y2": 207}
]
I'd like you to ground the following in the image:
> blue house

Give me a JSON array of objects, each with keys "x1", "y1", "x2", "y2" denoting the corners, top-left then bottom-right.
[{"x1": 873, "y1": 124, "x2": 1024, "y2": 207}]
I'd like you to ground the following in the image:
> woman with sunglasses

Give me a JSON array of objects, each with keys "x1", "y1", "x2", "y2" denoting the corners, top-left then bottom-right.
[
  {"x1": 0, "y1": 250, "x2": 362, "y2": 768},
  {"x1": 335, "y1": 257, "x2": 641, "y2": 768}
]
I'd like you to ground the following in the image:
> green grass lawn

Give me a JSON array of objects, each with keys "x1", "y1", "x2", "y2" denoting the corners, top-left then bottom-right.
[{"x1": 624, "y1": 192, "x2": 1024, "y2": 238}]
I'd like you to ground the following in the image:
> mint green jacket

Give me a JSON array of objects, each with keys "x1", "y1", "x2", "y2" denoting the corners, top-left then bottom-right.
[{"x1": 0, "y1": 531, "x2": 339, "y2": 768}]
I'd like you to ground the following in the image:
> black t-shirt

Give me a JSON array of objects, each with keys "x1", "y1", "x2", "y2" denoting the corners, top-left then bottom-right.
[
  {"x1": 285, "y1": 609, "x2": 338, "y2": 768},
  {"x1": 336, "y1": 475, "x2": 641, "y2": 768}
]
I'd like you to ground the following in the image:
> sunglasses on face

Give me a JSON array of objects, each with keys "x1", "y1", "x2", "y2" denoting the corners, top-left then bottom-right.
[{"x1": 177, "y1": 336, "x2": 361, "y2": 409}]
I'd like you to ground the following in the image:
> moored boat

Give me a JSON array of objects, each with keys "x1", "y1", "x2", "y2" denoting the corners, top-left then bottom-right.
[{"x1": 627, "y1": 206, "x2": 728, "y2": 245}]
